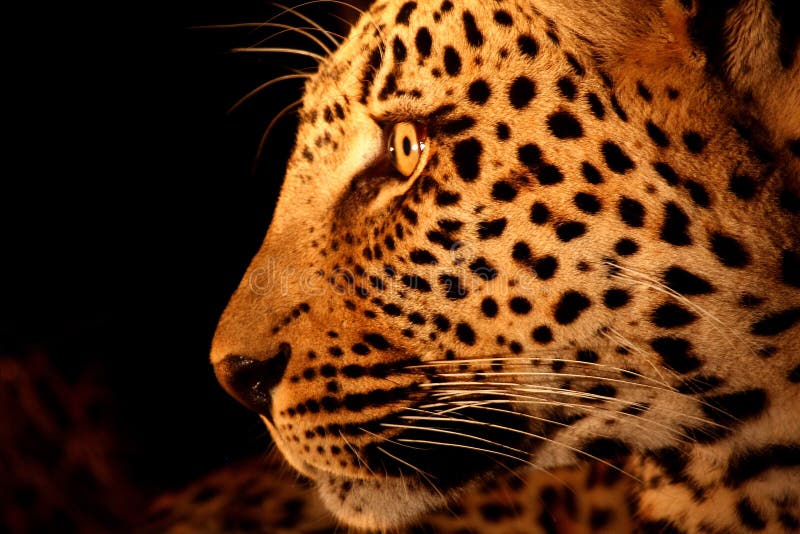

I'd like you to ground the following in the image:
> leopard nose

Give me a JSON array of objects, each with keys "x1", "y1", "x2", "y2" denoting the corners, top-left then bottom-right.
[{"x1": 214, "y1": 343, "x2": 291, "y2": 416}]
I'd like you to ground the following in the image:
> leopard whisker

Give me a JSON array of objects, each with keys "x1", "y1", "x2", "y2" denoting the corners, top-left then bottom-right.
[
  {"x1": 424, "y1": 387, "x2": 729, "y2": 434},
  {"x1": 230, "y1": 46, "x2": 327, "y2": 63},
  {"x1": 423, "y1": 370, "x2": 673, "y2": 392},
  {"x1": 228, "y1": 73, "x2": 311, "y2": 114},
  {"x1": 425, "y1": 400, "x2": 695, "y2": 445},
  {"x1": 375, "y1": 445, "x2": 449, "y2": 507},
  {"x1": 408, "y1": 355, "x2": 673, "y2": 389},
  {"x1": 395, "y1": 418, "x2": 639, "y2": 481},
  {"x1": 254, "y1": 98, "x2": 303, "y2": 174},
  {"x1": 610, "y1": 262, "x2": 758, "y2": 359},
  {"x1": 600, "y1": 326, "x2": 674, "y2": 385},
  {"x1": 271, "y1": 2, "x2": 342, "y2": 48}
]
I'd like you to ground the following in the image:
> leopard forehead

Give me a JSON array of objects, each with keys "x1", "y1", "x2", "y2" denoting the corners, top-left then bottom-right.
[{"x1": 212, "y1": 0, "x2": 800, "y2": 531}]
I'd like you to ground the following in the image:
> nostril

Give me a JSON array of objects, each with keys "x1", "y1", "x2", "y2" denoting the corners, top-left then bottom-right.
[{"x1": 215, "y1": 343, "x2": 291, "y2": 416}]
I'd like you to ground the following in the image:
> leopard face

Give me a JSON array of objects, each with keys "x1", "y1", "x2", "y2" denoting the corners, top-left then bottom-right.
[{"x1": 210, "y1": 0, "x2": 800, "y2": 531}]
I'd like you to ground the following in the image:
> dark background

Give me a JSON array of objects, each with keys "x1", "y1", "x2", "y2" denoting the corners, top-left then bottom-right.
[{"x1": 4, "y1": 0, "x2": 360, "y2": 506}]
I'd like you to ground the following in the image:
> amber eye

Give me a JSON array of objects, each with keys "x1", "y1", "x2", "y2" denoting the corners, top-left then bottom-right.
[{"x1": 387, "y1": 122, "x2": 427, "y2": 177}]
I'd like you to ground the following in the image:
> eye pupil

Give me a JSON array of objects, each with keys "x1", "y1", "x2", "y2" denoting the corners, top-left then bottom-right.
[{"x1": 386, "y1": 122, "x2": 427, "y2": 178}]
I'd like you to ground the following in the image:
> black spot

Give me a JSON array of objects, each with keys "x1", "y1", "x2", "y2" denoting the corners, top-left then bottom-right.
[
  {"x1": 667, "y1": 87, "x2": 680, "y2": 99},
  {"x1": 517, "y1": 35, "x2": 538, "y2": 57},
  {"x1": 444, "y1": 46, "x2": 461, "y2": 75},
  {"x1": 650, "y1": 337, "x2": 701, "y2": 374},
  {"x1": 636, "y1": 81, "x2": 653, "y2": 101},
  {"x1": 780, "y1": 188, "x2": 800, "y2": 213},
  {"x1": 415, "y1": 27, "x2": 432, "y2": 57},
  {"x1": 456, "y1": 323, "x2": 476, "y2": 345},
  {"x1": 652, "y1": 303, "x2": 697, "y2": 328},
  {"x1": 725, "y1": 444, "x2": 800, "y2": 487},
  {"x1": 351, "y1": 343, "x2": 371, "y2": 356},
  {"x1": 363, "y1": 333, "x2": 391, "y2": 350},
  {"x1": 534, "y1": 256, "x2": 558, "y2": 280},
  {"x1": 590, "y1": 508, "x2": 613, "y2": 529},
  {"x1": 401, "y1": 274, "x2": 431, "y2": 292},
  {"x1": 581, "y1": 162, "x2": 603, "y2": 184},
  {"x1": 537, "y1": 164, "x2": 564, "y2": 185},
  {"x1": 440, "y1": 0, "x2": 452, "y2": 11},
  {"x1": 517, "y1": 143, "x2": 541, "y2": 168},
  {"x1": 396, "y1": 1, "x2": 417, "y2": 24},
  {"x1": 660, "y1": 202, "x2": 692, "y2": 246},
  {"x1": 493, "y1": 10, "x2": 513, "y2": 26},
  {"x1": 736, "y1": 498, "x2": 767, "y2": 530},
  {"x1": 462, "y1": 11, "x2": 483, "y2": 46},
  {"x1": 603, "y1": 289, "x2": 630, "y2": 309},
  {"x1": 530, "y1": 202, "x2": 550, "y2": 224},
  {"x1": 434, "y1": 314, "x2": 451, "y2": 332},
  {"x1": 663, "y1": 266, "x2": 714, "y2": 295},
  {"x1": 478, "y1": 218, "x2": 507, "y2": 239},
  {"x1": 439, "y1": 116, "x2": 476, "y2": 136},
  {"x1": 556, "y1": 221, "x2": 586, "y2": 242},
  {"x1": 557, "y1": 77, "x2": 576, "y2": 100},
  {"x1": 468, "y1": 79, "x2": 490, "y2": 104},
  {"x1": 436, "y1": 190, "x2": 460, "y2": 206},
  {"x1": 453, "y1": 138, "x2": 482, "y2": 181},
  {"x1": 437, "y1": 219, "x2": 462, "y2": 232},
  {"x1": 532, "y1": 325, "x2": 553, "y2": 343},
  {"x1": 402, "y1": 206, "x2": 418, "y2": 225},
  {"x1": 586, "y1": 384, "x2": 616, "y2": 401},
  {"x1": 481, "y1": 297, "x2": 499, "y2": 318},
  {"x1": 646, "y1": 121, "x2": 669, "y2": 147},
  {"x1": 577, "y1": 350, "x2": 598, "y2": 363},
  {"x1": 496, "y1": 122, "x2": 510, "y2": 140},
  {"x1": 618, "y1": 197, "x2": 645, "y2": 227},
  {"x1": 581, "y1": 438, "x2": 629, "y2": 459},
  {"x1": 610, "y1": 94, "x2": 628, "y2": 121},
  {"x1": 392, "y1": 36, "x2": 407, "y2": 61},
  {"x1": 439, "y1": 274, "x2": 468, "y2": 300},
  {"x1": 469, "y1": 257, "x2": 498, "y2": 281},
  {"x1": 615, "y1": 238, "x2": 639, "y2": 256},
  {"x1": 408, "y1": 312, "x2": 425, "y2": 325},
  {"x1": 653, "y1": 162, "x2": 680, "y2": 186},
  {"x1": 554, "y1": 291, "x2": 591, "y2": 324},
  {"x1": 587, "y1": 92, "x2": 605, "y2": 119},
  {"x1": 701, "y1": 389, "x2": 767, "y2": 427},
  {"x1": 360, "y1": 47, "x2": 384, "y2": 104},
  {"x1": 574, "y1": 192, "x2": 601, "y2": 214},
  {"x1": 509, "y1": 76, "x2": 536, "y2": 109},
  {"x1": 547, "y1": 111, "x2": 583, "y2": 138},
  {"x1": 751, "y1": 307, "x2": 800, "y2": 336},
  {"x1": 509, "y1": 297, "x2": 532, "y2": 315},
  {"x1": 564, "y1": 52, "x2": 585, "y2": 75},
  {"x1": 492, "y1": 181, "x2": 517, "y2": 201},
  {"x1": 602, "y1": 141, "x2": 635, "y2": 173},
  {"x1": 409, "y1": 248, "x2": 437, "y2": 265},
  {"x1": 782, "y1": 250, "x2": 800, "y2": 287},
  {"x1": 739, "y1": 293, "x2": 765, "y2": 308},
  {"x1": 682, "y1": 131, "x2": 705, "y2": 153},
  {"x1": 710, "y1": 232, "x2": 750, "y2": 267},
  {"x1": 729, "y1": 174, "x2": 756, "y2": 199},
  {"x1": 684, "y1": 180, "x2": 710, "y2": 207}
]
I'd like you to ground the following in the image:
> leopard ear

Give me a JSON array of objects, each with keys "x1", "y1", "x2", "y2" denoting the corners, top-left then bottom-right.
[{"x1": 662, "y1": 0, "x2": 799, "y2": 147}]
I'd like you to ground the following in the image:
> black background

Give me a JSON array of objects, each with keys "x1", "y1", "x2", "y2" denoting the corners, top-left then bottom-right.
[{"x1": 4, "y1": 0, "x2": 357, "y2": 497}]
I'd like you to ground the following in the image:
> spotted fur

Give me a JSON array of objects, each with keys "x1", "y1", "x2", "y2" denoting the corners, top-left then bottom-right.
[{"x1": 210, "y1": 0, "x2": 800, "y2": 531}]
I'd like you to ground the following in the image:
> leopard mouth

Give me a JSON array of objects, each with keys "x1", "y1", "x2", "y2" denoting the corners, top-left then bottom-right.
[{"x1": 263, "y1": 401, "x2": 538, "y2": 528}]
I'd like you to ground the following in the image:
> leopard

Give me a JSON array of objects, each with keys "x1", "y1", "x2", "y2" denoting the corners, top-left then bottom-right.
[{"x1": 206, "y1": 0, "x2": 800, "y2": 532}]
